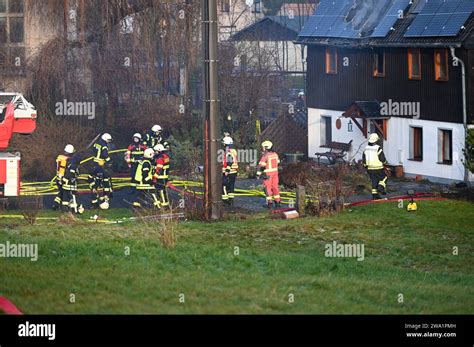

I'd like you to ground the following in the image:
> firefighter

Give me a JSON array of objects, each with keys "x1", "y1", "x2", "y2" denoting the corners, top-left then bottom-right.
[
  {"x1": 133, "y1": 148, "x2": 160, "y2": 208},
  {"x1": 362, "y1": 133, "x2": 389, "y2": 200},
  {"x1": 62, "y1": 154, "x2": 85, "y2": 214},
  {"x1": 144, "y1": 125, "x2": 163, "y2": 149},
  {"x1": 222, "y1": 135, "x2": 238, "y2": 206},
  {"x1": 125, "y1": 133, "x2": 146, "y2": 194},
  {"x1": 53, "y1": 144, "x2": 75, "y2": 210},
  {"x1": 153, "y1": 144, "x2": 170, "y2": 209},
  {"x1": 88, "y1": 133, "x2": 113, "y2": 209},
  {"x1": 257, "y1": 140, "x2": 281, "y2": 209}
]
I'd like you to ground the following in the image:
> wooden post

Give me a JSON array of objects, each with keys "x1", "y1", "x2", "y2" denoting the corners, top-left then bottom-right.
[{"x1": 296, "y1": 185, "x2": 306, "y2": 216}]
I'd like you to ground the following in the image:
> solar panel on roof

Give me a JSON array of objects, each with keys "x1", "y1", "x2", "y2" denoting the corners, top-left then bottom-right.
[
  {"x1": 439, "y1": 11, "x2": 472, "y2": 36},
  {"x1": 371, "y1": 0, "x2": 410, "y2": 37},
  {"x1": 310, "y1": 0, "x2": 350, "y2": 37},
  {"x1": 298, "y1": 0, "x2": 347, "y2": 37},
  {"x1": 405, "y1": 0, "x2": 474, "y2": 37}
]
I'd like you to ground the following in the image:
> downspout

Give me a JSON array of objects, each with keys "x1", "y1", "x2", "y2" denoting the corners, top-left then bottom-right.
[{"x1": 450, "y1": 47, "x2": 468, "y2": 183}]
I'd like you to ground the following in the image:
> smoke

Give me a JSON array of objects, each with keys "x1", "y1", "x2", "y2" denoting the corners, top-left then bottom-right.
[{"x1": 346, "y1": 0, "x2": 393, "y2": 35}]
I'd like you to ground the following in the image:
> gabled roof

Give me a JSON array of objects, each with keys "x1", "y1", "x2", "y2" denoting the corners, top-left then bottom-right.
[
  {"x1": 231, "y1": 16, "x2": 309, "y2": 41},
  {"x1": 296, "y1": 0, "x2": 474, "y2": 48}
]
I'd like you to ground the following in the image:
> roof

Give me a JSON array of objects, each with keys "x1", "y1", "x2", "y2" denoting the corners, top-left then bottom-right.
[
  {"x1": 231, "y1": 16, "x2": 309, "y2": 41},
  {"x1": 296, "y1": 0, "x2": 474, "y2": 48}
]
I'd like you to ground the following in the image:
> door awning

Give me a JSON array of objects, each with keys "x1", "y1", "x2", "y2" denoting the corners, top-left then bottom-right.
[{"x1": 342, "y1": 101, "x2": 389, "y2": 140}]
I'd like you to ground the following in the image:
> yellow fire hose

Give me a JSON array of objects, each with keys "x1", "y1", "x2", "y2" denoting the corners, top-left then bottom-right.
[{"x1": 18, "y1": 149, "x2": 308, "y2": 205}]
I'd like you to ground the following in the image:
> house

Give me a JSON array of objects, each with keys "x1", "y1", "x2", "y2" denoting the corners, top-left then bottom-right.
[
  {"x1": 218, "y1": 0, "x2": 266, "y2": 41},
  {"x1": 297, "y1": 0, "x2": 474, "y2": 183},
  {"x1": 0, "y1": 0, "x2": 60, "y2": 92},
  {"x1": 231, "y1": 15, "x2": 309, "y2": 73}
]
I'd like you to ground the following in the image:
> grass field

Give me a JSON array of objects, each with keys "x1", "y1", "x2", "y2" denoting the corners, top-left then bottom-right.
[{"x1": 0, "y1": 199, "x2": 473, "y2": 314}]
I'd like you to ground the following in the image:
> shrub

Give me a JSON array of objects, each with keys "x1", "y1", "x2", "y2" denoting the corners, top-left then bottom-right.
[
  {"x1": 17, "y1": 196, "x2": 43, "y2": 225},
  {"x1": 9, "y1": 117, "x2": 96, "y2": 181}
]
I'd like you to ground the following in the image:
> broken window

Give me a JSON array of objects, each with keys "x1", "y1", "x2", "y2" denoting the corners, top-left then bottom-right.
[
  {"x1": 408, "y1": 49, "x2": 421, "y2": 80},
  {"x1": 434, "y1": 49, "x2": 449, "y2": 81},
  {"x1": 373, "y1": 50, "x2": 385, "y2": 77}
]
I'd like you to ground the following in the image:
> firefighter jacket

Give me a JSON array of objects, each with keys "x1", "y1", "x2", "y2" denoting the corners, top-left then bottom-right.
[
  {"x1": 93, "y1": 139, "x2": 111, "y2": 167},
  {"x1": 56, "y1": 154, "x2": 70, "y2": 178},
  {"x1": 62, "y1": 157, "x2": 80, "y2": 191},
  {"x1": 143, "y1": 131, "x2": 162, "y2": 149},
  {"x1": 135, "y1": 159, "x2": 154, "y2": 189},
  {"x1": 153, "y1": 153, "x2": 170, "y2": 181},
  {"x1": 222, "y1": 147, "x2": 239, "y2": 174},
  {"x1": 257, "y1": 151, "x2": 280, "y2": 177},
  {"x1": 363, "y1": 144, "x2": 388, "y2": 170},
  {"x1": 126, "y1": 143, "x2": 146, "y2": 165}
]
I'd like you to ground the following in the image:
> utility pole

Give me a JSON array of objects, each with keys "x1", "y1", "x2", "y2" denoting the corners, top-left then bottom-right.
[{"x1": 202, "y1": 0, "x2": 223, "y2": 220}]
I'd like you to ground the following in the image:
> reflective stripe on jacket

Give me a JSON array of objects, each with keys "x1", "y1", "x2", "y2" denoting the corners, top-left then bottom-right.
[
  {"x1": 135, "y1": 159, "x2": 154, "y2": 189},
  {"x1": 258, "y1": 152, "x2": 280, "y2": 175},
  {"x1": 154, "y1": 154, "x2": 170, "y2": 180},
  {"x1": 223, "y1": 148, "x2": 239, "y2": 174},
  {"x1": 364, "y1": 145, "x2": 384, "y2": 170}
]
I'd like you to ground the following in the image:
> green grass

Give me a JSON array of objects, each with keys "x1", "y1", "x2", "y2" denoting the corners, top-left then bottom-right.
[{"x1": 0, "y1": 200, "x2": 473, "y2": 314}]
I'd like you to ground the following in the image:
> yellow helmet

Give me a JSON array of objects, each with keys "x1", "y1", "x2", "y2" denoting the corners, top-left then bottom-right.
[
  {"x1": 407, "y1": 202, "x2": 418, "y2": 212},
  {"x1": 262, "y1": 140, "x2": 273, "y2": 150}
]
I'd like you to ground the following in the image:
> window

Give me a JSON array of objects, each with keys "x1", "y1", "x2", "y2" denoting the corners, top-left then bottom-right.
[
  {"x1": 320, "y1": 116, "x2": 332, "y2": 146},
  {"x1": 0, "y1": 0, "x2": 24, "y2": 44},
  {"x1": 252, "y1": 0, "x2": 261, "y2": 13},
  {"x1": 434, "y1": 49, "x2": 449, "y2": 81},
  {"x1": 438, "y1": 129, "x2": 453, "y2": 164},
  {"x1": 373, "y1": 50, "x2": 385, "y2": 77},
  {"x1": 221, "y1": 0, "x2": 230, "y2": 12},
  {"x1": 408, "y1": 48, "x2": 421, "y2": 80},
  {"x1": 410, "y1": 126, "x2": 423, "y2": 161},
  {"x1": 325, "y1": 47, "x2": 337, "y2": 75},
  {"x1": 0, "y1": 0, "x2": 24, "y2": 73}
]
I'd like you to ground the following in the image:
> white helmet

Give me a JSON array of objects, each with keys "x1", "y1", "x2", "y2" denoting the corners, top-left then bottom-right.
[
  {"x1": 223, "y1": 136, "x2": 233, "y2": 146},
  {"x1": 102, "y1": 133, "x2": 113, "y2": 142},
  {"x1": 154, "y1": 144, "x2": 166, "y2": 152},
  {"x1": 99, "y1": 201, "x2": 110, "y2": 210},
  {"x1": 368, "y1": 133, "x2": 380, "y2": 144},
  {"x1": 144, "y1": 148, "x2": 155, "y2": 159},
  {"x1": 133, "y1": 133, "x2": 142, "y2": 140},
  {"x1": 64, "y1": 144, "x2": 75, "y2": 154},
  {"x1": 151, "y1": 125, "x2": 162, "y2": 133}
]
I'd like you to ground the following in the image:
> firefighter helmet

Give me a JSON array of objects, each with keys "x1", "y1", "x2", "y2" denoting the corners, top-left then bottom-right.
[
  {"x1": 261, "y1": 140, "x2": 273, "y2": 150},
  {"x1": 368, "y1": 133, "x2": 380, "y2": 144},
  {"x1": 102, "y1": 133, "x2": 113, "y2": 142},
  {"x1": 223, "y1": 136, "x2": 233, "y2": 146},
  {"x1": 64, "y1": 144, "x2": 75, "y2": 154},
  {"x1": 152, "y1": 125, "x2": 162, "y2": 133},
  {"x1": 153, "y1": 144, "x2": 166, "y2": 152},
  {"x1": 144, "y1": 148, "x2": 155, "y2": 159},
  {"x1": 133, "y1": 133, "x2": 142, "y2": 140},
  {"x1": 99, "y1": 201, "x2": 110, "y2": 210}
]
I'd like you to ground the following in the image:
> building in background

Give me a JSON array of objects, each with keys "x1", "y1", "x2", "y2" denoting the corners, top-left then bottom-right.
[{"x1": 297, "y1": 0, "x2": 474, "y2": 183}]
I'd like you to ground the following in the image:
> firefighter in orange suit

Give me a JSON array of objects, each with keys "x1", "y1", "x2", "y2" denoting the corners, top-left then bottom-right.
[
  {"x1": 222, "y1": 135, "x2": 239, "y2": 206},
  {"x1": 257, "y1": 140, "x2": 281, "y2": 209}
]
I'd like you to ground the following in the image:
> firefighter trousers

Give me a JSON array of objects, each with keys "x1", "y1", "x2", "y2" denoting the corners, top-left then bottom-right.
[
  {"x1": 368, "y1": 169, "x2": 388, "y2": 200},
  {"x1": 263, "y1": 175, "x2": 281, "y2": 205},
  {"x1": 222, "y1": 173, "x2": 237, "y2": 202},
  {"x1": 155, "y1": 179, "x2": 170, "y2": 208}
]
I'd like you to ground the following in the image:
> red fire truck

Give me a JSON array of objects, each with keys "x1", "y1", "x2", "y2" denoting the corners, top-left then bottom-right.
[{"x1": 0, "y1": 93, "x2": 37, "y2": 197}]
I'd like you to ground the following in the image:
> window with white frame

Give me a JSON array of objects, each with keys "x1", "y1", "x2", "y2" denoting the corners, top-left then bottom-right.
[{"x1": 438, "y1": 129, "x2": 453, "y2": 164}]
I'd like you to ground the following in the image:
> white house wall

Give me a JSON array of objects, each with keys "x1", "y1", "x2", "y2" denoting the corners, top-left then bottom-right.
[{"x1": 308, "y1": 108, "x2": 471, "y2": 182}]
